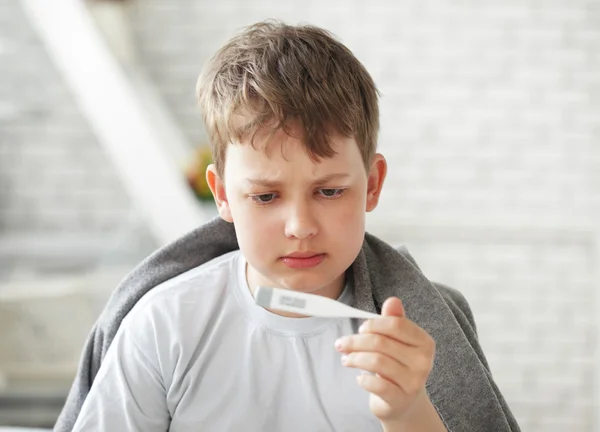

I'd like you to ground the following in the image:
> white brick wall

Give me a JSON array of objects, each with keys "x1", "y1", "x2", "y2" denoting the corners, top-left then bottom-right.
[
  {"x1": 128, "y1": 1, "x2": 599, "y2": 431},
  {"x1": 0, "y1": 2, "x2": 161, "y2": 279},
  {"x1": 0, "y1": 1, "x2": 133, "y2": 235}
]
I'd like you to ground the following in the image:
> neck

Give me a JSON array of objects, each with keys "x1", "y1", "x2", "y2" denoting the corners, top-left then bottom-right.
[{"x1": 245, "y1": 263, "x2": 345, "y2": 318}]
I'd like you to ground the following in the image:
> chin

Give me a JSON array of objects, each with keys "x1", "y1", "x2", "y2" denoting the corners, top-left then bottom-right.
[{"x1": 277, "y1": 272, "x2": 344, "y2": 295}]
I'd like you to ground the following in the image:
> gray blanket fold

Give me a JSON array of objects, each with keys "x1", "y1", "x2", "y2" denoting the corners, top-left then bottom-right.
[{"x1": 54, "y1": 217, "x2": 520, "y2": 432}]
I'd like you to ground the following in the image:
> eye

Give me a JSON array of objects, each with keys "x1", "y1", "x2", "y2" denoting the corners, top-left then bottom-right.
[
  {"x1": 251, "y1": 193, "x2": 277, "y2": 204},
  {"x1": 318, "y1": 188, "x2": 345, "y2": 198}
]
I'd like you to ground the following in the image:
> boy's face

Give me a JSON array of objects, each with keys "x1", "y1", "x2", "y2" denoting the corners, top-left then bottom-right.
[{"x1": 207, "y1": 123, "x2": 386, "y2": 299}]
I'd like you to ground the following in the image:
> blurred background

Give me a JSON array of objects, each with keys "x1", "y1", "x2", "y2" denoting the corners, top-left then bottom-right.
[{"x1": 0, "y1": 0, "x2": 598, "y2": 431}]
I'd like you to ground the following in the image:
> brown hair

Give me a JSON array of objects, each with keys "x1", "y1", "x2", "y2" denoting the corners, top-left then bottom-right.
[{"x1": 196, "y1": 20, "x2": 380, "y2": 177}]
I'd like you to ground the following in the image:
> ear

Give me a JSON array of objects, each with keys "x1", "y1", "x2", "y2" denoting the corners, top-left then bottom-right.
[
  {"x1": 206, "y1": 164, "x2": 233, "y2": 222},
  {"x1": 366, "y1": 153, "x2": 387, "y2": 212}
]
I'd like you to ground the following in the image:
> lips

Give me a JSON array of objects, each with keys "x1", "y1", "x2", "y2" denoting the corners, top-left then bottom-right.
[
  {"x1": 280, "y1": 252, "x2": 326, "y2": 269},
  {"x1": 284, "y1": 251, "x2": 322, "y2": 258}
]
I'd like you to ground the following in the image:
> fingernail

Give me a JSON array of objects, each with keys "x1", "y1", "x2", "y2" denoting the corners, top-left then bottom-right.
[
  {"x1": 358, "y1": 323, "x2": 366, "y2": 333},
  {"x1": 341, "y1": 355, "x2": 349, "y2": 365},
  {"x1": 334, "y1": 339, "x2": 343, "y2": 351}
]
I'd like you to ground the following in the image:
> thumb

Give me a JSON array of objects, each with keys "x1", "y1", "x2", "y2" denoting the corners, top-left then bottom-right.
[{"x1": 381, "y1": 297, "x2": 405, "y2": 318}]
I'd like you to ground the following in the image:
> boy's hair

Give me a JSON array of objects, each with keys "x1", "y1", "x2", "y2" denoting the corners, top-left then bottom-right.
[{"x1": 196, "y1": 20, "x2": 380, "y2": 177}]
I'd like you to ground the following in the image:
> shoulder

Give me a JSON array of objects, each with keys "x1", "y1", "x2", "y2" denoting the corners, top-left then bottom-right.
[
  {"x1": 432, "y1": 282, "x2": 478, "y2": 335},
  {"x1": 120, "y1": 250, "x2": 240, "y2": 348},
  {"x1": 111, "y1": 250, "x2": 242, "y2": 383},
  {"x1": 394, "y1": 244, "x2": 479, "y2": 335},
  {"x1": 394, "y1": 244, "x2": 492, "y2": 370},
  {"x1": 129, "y1": 250, "x2": 239, "y2": 318}
]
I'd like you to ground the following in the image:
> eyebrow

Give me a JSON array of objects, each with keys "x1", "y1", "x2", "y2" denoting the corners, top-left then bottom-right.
[{"x1": 246, "y1": 173, "x2": 350, "y2": 188}]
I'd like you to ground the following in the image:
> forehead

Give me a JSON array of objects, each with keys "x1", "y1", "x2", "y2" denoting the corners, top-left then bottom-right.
[{"x1": 224, "y1": 127, "x2": 362, "y2": 181}]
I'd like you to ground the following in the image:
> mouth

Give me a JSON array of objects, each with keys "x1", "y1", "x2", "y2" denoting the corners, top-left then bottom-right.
[
  {"x1": 280, "y1": 252, "x2": 326, "y2": 269},
  {"x1": 284, "y1": 251, "x2": 322, "y2": 259}
]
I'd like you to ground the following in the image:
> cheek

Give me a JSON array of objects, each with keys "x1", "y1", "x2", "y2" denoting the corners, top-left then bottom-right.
[
  {"x1": 322, "y1": 196, "x2": 366, "y2": 244},
  {"x1": 329, "y1": 206, "x2": 363, "y2": 230},
  {"x1": 334, "y1": 192, "x2": 366, "y2": 224},
  {"x1": 231, "y1": 205, "x2": 279, "y2": 252}
]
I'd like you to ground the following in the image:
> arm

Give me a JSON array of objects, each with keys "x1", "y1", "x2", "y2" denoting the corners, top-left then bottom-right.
[{"x1": 71, "y1": 323, "x2": 170, "y2": 432}]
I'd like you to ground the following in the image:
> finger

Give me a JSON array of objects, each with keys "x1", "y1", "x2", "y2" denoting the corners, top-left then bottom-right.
[
  {"x1": 342, "y1": 352, "x2": 419, "y2": 395},
  {"x1": 336, "y1": 334, "x2": 432, "y2": 372},
  {"x1": 359, "y1": 316, "x2": 432, "y2": 348},
  {"x1": 381, "y1": 297, "x2": 405, "y2": 318}
]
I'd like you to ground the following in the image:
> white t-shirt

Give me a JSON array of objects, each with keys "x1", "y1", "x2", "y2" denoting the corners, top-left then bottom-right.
[{"x1": 72, "y1": 250, "x2": 382, "y2": 432}]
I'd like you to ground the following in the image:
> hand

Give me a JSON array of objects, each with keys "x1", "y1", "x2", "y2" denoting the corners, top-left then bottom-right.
[{"x1": 334, "y1": 297, "x2": 436, "y2": 426}]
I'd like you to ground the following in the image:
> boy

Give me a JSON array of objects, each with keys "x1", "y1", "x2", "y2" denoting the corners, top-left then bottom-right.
[{"x1": 56, "y1": 21, "x2": 520, "y2": 431}]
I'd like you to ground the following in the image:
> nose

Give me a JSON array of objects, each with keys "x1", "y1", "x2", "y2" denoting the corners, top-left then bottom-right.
[{"x1": 284, "y1": 201, "x2": 318, "y2": 240}]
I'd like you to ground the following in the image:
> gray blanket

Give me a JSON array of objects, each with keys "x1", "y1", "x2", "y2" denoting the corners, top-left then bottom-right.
[{"x1": 54, "y1": 217, "x2": 521, "y2": 431}]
